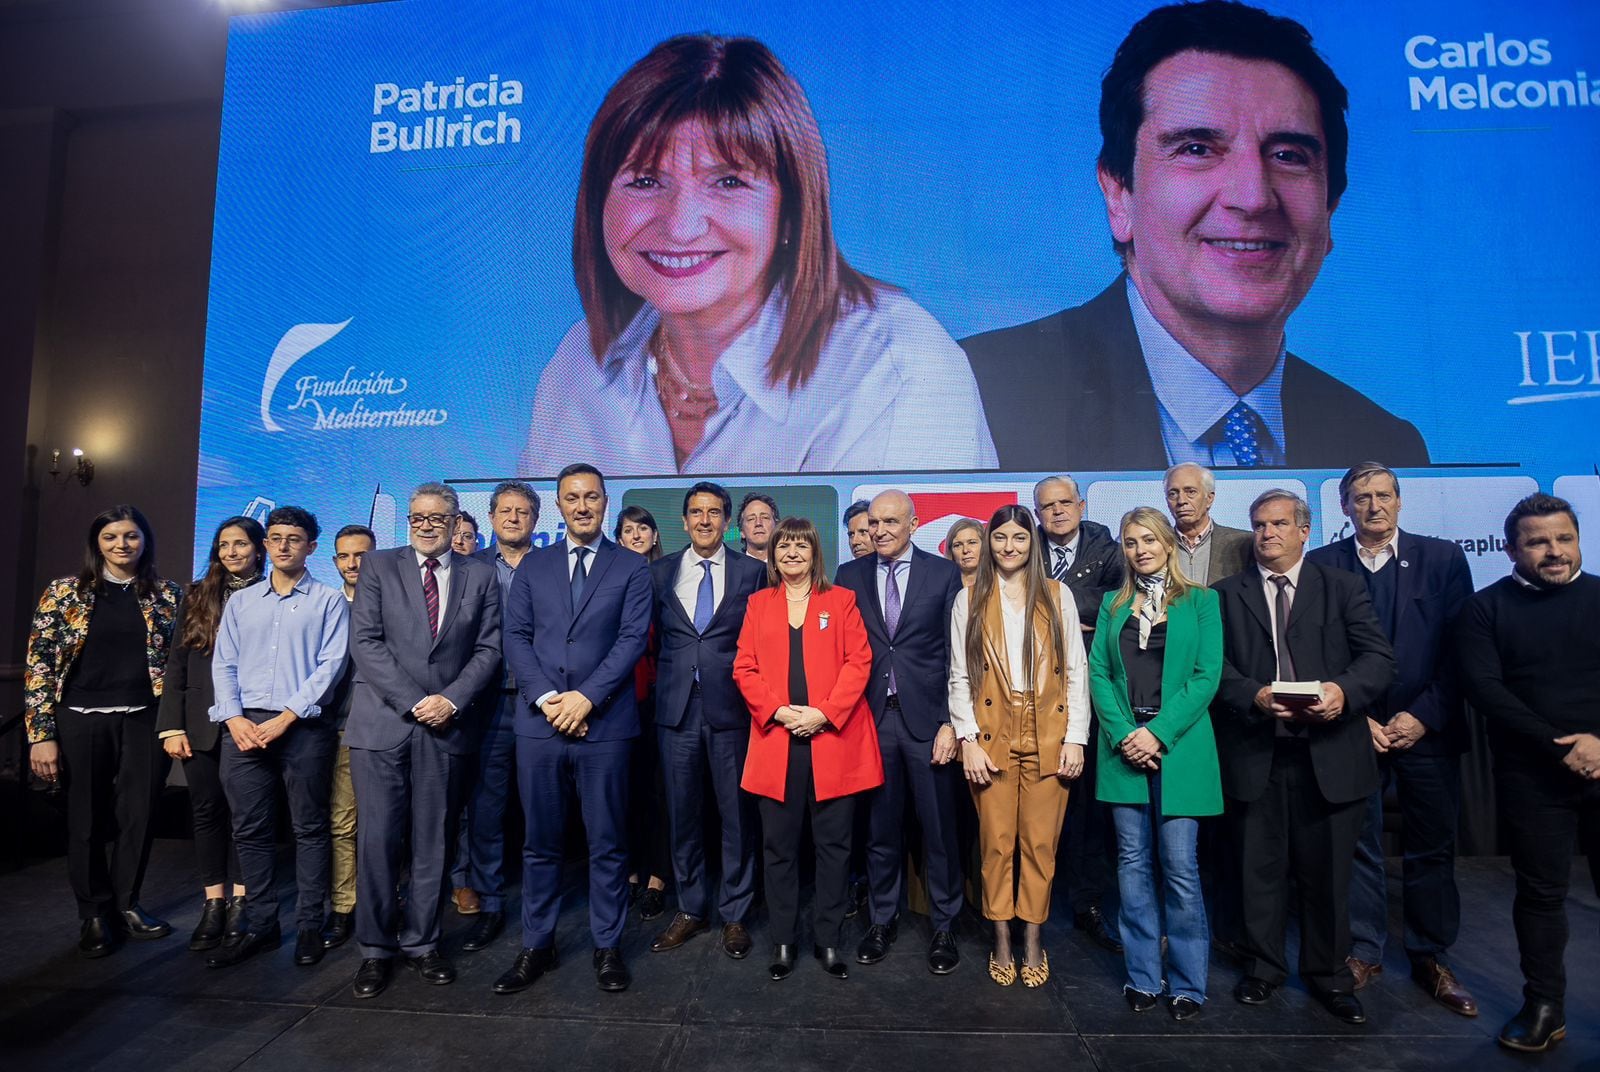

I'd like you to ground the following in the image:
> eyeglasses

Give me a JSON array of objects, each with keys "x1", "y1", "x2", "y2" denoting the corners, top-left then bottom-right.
[
  {"x1": 265, "y1": 535, "x2": 307, "y2": 548},
  {"x1": 408, "y1": 513, "x2": 457, "y2": 529}
]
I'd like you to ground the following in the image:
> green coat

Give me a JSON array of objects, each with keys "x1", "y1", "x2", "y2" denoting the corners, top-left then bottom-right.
[{"x1": 1089, "y1": 586, "x2": 1223, "y2": 816}]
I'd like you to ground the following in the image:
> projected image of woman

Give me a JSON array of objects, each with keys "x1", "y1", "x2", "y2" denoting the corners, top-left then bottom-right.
[{"x1": 519, "y1": 34, "x2": 997, "y2": 476}]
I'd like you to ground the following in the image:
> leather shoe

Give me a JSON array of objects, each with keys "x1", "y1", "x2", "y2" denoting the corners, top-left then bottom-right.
[
  {"x1": 321, "y1": 911, "x2": 354, "y2": 950},
  {"x1": 405, "y1": 950, "x2": 456, "y2": 985},
  {"x1": 206, "y1": 924, "x2": 281, "y2": 968},
  {"x1": 594, "y1": 946, "x2": 631, "y2": 991},
  {"x1": 453, "y1": 887, "x2": 481, "y2": 915},
  {"x1": 928, "y1": 930, "x2": 959, "y2": 975},
  {"x1": 1498, "y1": 999, "x2": 1565, "y2": 1052},
  {"x1": 844, "y1": 880, "x2": 868, "y2": 919},
  {"x1": 492, "y1": 947, "x2": 558, "y2": 994},
  {"x1": 1411, "y1": 955, "x2": 1478, "y2": 1017},
  {"x1": 636, "y1": 886, "x2": 666, "y2": 921},
  {"x1": 769, "y1": 943, "x2": 796, "y2": 980},
  {"x1": 462, "y1": 910, "x2": 505, "y2": 953},
  {"x1": 1317, "y1": 989, "x2": 1366, "y2": 1025},
  {"x1": 722, "y1": 922, "x2": 752, "y2": 960},
  {"x1": 190, "y1": 898, "x2": 227, "y2": 951},
  {"x1": 856, "y1": 918, "x2": 898, "y2": 964},
  {"x1": 352, "y1": 957, "x2": 393, "y2": 999},
  {"x1": 1125, "y1": 988, "x2": 1159, "y2": 1012},
  {"x1": 1169, "y1": 996, "x2": 1203, "y2": 1022},
  {"x1": 1233, "y1": 977, "x2": 1274, "y2": 1005},
  {"x1": 651, "y1": 912, "x2": 708, "y2": 953},
  {"x1": 224, "y1": 895, "x2": 247, "y2": 938},
  {"x1": 1074, "y1": 906, "x2": 1123, "y2": 953},
  {"x1": 814, "y1": 945, "x2": 849, "y2": 979},
  {"x1": 294, "y1": 927, "x2": 325, "y2": 965},
  {"x1": 1346, "y1": 955, "x2": 1383, "y2": 991},
  {"x1": 119, "y1": 905, "x2": 171, "y2": 940},
  {"x1": 78, "y1": 916, "x2": 117, "y2": 959}
]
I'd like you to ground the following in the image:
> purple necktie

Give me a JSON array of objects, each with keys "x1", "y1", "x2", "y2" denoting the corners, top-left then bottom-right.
[
  {"x1": 423, "y1": 557, "x2": 440, "y2": 639},
  {"x1": 884, "y1": 559, "x2": 902, "y2": 694}
]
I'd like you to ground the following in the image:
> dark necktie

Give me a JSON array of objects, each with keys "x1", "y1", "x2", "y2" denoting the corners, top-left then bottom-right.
[
  {"x1": 883, "y1": 559, "x2": 903, "y2": 694},
  {"x1": 692, "y1": 560, "x2": 715, "y2": 633},
  {"x1": 422, "y1": 557, "x2": 440, "y2": 639},
  {"x1": 1216, "y1": 400, "x2": 1266, "y2": 467},
  {"x1": 570, "y1": 546, "x2": 590, "y2": 611},
  {"x1": 1051, "y1": 545, "x2": 1071, "y2": 581},
  {"x1": 1269, "y1": 574, "x2": 1303, "y2": 735}
]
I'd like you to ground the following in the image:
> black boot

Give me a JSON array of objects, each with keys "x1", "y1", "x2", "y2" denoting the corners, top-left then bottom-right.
[
  {"x1": 1498, "y1": 999, "x2": 1566, "y2": 1052},
  {"x1": 190, "y1": 898, "x2": 228, "y2": 951},
  {"x1": 224, "y1": 895, "x2": 247, "y2": 938}
]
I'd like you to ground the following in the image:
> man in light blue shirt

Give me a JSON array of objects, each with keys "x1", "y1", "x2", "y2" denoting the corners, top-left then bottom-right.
[{"x1": 208, "y1": 504, "x2": 349, "y2": 969}]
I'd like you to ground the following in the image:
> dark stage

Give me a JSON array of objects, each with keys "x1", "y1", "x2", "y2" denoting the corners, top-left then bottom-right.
[{"x1": 1, "y1": 842, "x2": 1596, "y2": 1071}]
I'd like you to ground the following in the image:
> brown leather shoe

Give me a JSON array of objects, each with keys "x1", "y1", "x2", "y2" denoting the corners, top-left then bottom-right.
[
  {"x1": 650, "y1": 912, "x2": 708, "y2": 953},
  {"x1": 1346, "y1": 956, "x2": 1383, "y2": 991},
  {"x1": 453, "y1": 887, "x2": 481, "y2": 915},
  {"x1": 1411, "y1": 956, "x2": 1479, "y2": 1017},
  {"x1": 722, "y1": 922, "x2": 752, "y2": 960}
]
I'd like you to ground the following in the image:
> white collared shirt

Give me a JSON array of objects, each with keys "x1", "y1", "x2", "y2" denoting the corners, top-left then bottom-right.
[
  {"x1": 413, "y1": 548, "x2": 452, "y2": 633},
  {"x1": 874, "y1": 544, "x2": 916, "y2": 619},
  {"x1": 1256, "y1": 557, "x2": 1306, "y2": 652},
  {"x1": 565, "y1": 535, "x2": 601, "y2": 579},
  {"x1": 675, "y1": 545, "x2": 728, "y2": 625},
  {"x1": 1047, "y1": 529, "x2": 1082, "y2": 577},
  {"x1": 1355, "y1": 531, "x2": 1400, "y2": 573}
]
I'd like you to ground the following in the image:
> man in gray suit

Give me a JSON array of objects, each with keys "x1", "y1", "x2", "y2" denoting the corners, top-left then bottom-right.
[
  {"x1": 345, "y1": 482, "x2": 502, "y2": 999},
  {"x1": 1166, "y1": 463, "x2": 1252, "y2": 586}
]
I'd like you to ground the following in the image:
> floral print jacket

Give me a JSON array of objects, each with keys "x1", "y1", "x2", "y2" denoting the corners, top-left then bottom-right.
[{"x1": 24, "y1": 576, "x2": 183, "y2": 744}]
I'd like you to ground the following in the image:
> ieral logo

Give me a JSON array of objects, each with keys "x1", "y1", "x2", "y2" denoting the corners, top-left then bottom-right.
[
  {"x1": 1405, "y1": 34, "x2": 1598, "y2": 111},
  {"x1": 1509, "y1": 329, "x2": 1600, "y2": 406},
  {"x1": 259, "y1": 319, "x2": 449, "y2": 432},
  {"x1": 370, "y1": 74, "x2": 525, "y2": 155}
]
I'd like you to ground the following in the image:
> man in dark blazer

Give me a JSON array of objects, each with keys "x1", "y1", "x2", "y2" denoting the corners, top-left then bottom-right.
[
  {"x1": 344, "y1": 483, "x2": 502, "y2": 999},
  {"x1": 1307, "y1": 463, "x2": 1477, "y2": 1015},
  {"x1": 1213, "y1": 488, "x2": 1394, "y2": 1025},
  {"x1": 647, "y1": 481, "x2": 766, "y2": 960},
  {"x1": 834, "y1": 490, "x2": 964, "y2": 974},
  {"x1": 1165, "y1": 463, "x2": 1252, "y2": 586},
  {"x1": 496, "y1": 463, "x2": 652, "y2": 995},
  {"x1": 959, "y1": 3, "x2": 1430, "y2": 473}
]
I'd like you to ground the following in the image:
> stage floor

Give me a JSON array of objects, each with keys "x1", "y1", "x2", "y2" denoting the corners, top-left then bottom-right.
[{"x1": 1, "y1": 842, "x2": 1595, "y2": 1071}]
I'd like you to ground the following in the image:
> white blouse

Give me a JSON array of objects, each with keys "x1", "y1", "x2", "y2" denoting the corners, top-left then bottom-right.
[{"x1": 947, "y1": 582, "x2": 1090, "y2": 746}]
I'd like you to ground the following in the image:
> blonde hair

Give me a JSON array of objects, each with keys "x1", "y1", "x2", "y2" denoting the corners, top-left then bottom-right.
[{"x1": 1109, "y1": 506, "x2": 1199, "y2": 612}]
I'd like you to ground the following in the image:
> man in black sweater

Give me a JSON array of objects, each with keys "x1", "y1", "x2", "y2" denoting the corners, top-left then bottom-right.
[{"x1": 1455, "y1": 493, "x2": 1600, "y2": 1054}]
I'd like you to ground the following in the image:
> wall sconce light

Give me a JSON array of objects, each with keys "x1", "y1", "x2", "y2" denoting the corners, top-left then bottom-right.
[{"x1": 49, "y1": 447, "x2": 95, "y2": 486}]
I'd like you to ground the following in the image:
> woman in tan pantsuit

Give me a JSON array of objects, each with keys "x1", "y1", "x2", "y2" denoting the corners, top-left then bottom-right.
[{"x1": 949, "y1": 505, "x2": 1090, "y2": 987}]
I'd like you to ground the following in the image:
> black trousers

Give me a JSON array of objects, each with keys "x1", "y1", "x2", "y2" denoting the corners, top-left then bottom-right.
[
  {"x1": 181, "y1": 741, "x2": 241, "y2": 889},
  {"x1": 628, "y1": 697, "x2": 673, "y2": 885},
  {"x1": 1496, "y1": 757, "x2": 1600, "y2": 1006},
  {"x1": 760, "y1": 739, "x2": 856, "y2": 948},
  {"x1": 56, "y1": 706, "x2": 163, "y2": 919},
  {"x1": 1063, "y1": 713, "x2": 1117, "y2": 917},
  {"x1": 1232, "y1": 738, "x2": 1365, "y2": 993},
  {"x1": 221, "y1": 709, "x2": 337, "y2": 931}
]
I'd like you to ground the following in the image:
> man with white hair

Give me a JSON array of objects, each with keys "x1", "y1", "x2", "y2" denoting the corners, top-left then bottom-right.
[{"x1": 1164, "y1": 463, "x2": 1252, "y2": 586}]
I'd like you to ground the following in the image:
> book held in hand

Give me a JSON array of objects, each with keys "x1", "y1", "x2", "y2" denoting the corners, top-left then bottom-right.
[{"x1": 1271, "y1": 680, "x2": 1322, "y2": 712}]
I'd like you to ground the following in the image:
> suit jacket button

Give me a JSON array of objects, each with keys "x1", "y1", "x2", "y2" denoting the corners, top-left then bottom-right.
[{"x1": 558, "y1": 667, "x2": 564, "y2": 673}]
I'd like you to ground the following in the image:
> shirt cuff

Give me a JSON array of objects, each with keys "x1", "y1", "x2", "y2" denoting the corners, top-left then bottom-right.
[
  {"x1": 157, "y1": 729, "x2": 187, "y2": 740},
  {"x1": 534, "y1": 690, "x2": 557, "y2": 709}
]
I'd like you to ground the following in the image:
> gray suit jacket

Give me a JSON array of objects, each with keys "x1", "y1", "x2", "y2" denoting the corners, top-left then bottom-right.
[
  {"x1": 1209, "y1": 524, "x2": 1254, "y2": 584},
  {"x1": 345, "y1": 546, "x2": 502, "y2": 755}
]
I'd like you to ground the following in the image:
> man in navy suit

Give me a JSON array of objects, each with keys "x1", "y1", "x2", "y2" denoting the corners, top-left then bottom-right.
[
  {"x1": 1307, "y1": 463, "x2": 1478, "y2": 1016},
  {"x1": 495, "y1": 463, "x2": 652, "y2": 995},
  {"x1": 646, "y1": 481, "x2": 766, "y2": 960},
  {"x1": 344, "y1": 483, "x2": 503, "y2": 999},
  {"x1": 835, "y1": 490, "x2": 965, "y2": 974}
]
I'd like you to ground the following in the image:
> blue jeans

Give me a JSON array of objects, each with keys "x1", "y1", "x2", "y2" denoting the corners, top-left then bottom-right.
[{"x1": 1112, "y1": 801, "x2": 1208, "y2": 1003}]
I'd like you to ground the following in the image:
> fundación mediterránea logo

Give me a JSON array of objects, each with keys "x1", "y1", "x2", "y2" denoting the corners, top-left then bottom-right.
[{"x1": 259, "y1": 319, "x2": 449, "y2": 433}]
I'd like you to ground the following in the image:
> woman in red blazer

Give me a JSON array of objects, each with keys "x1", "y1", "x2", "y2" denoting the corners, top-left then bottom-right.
[{"x1": 735, "y1": 516, "x2": 882, "y2": 982}]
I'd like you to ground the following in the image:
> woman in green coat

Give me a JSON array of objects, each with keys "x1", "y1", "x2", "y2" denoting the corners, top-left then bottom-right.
[{"x1": 1090, "y1": 506, "x2": 1222, "y2": 1022}]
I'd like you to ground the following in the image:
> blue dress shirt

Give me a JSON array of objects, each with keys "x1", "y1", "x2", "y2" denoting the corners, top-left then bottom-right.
[{"x1": 210, "y1": 569, "x2": 350, "y2": 722}]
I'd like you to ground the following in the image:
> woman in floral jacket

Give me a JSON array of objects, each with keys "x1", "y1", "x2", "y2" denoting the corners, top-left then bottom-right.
[{"x1": 25, "y1": 504, "x2": 182, "y2": 957}]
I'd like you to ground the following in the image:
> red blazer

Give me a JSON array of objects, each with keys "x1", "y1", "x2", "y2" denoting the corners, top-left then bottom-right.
[{"x1": 734, "y1": 584, "x2": 883, "y2": 803}]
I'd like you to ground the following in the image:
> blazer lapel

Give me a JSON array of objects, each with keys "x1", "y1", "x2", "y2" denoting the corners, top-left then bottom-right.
[
  {"x1": 660, "y1": 551, "x2": 698, "y2": 632},
  {"x1": 895, "y1": 550, "x2": 931, "y2": 630},
  {"x1": 1236, "y1": 568, "x2": 1273, "y2": 649},
  {"x1": 1284, "y1": 562, "x2": 1326, "y2": 670},
  {"x1": 1089, "y1": 278, "x2": 1174, "y2": 470},
  {"x1": 397, "y1": 548, "x2": 432, "y2": 634},
  {"x1": 571, "y1": 539, "x2": 615, "y2": 621},
  {"x1": 1394, "y1": 531, "x2": 1420, "y2": 622},
  {"x1": 432, "y1": 551, "x2": 468, "y2": 651}
]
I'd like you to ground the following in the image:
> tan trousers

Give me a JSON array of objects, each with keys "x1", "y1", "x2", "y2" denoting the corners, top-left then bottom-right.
[
  {"x1": 329, "y1": 740, "x2": 358, "y2": 914},
  {"x1": 970, "y1": 692, "x2": 1071, "y2": 924}
]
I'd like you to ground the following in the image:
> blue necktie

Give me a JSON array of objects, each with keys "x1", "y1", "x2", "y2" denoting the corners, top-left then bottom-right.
[
  {"x1": 1217, "y1": 400, "x2": 1265, "y2": 467},
  {"x1": 884, "y1": 559, "x2": 902, "y2": 695},
  {"x1": 570, "y1": 546, "x2": 590, "y2": 611},
  {"x1": 692, "y1": 560, "x2": 715, "y2": 633}
]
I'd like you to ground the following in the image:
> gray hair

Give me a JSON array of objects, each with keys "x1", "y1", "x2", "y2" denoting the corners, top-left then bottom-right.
[
  {"x1": 489, "y1": 479, "x2": 540, "y2": 518},
  {"x1": 1249, "y1": 488, "x2": 1311, "y2": 529},
  {"x1": 1163, "y1": 462, "x2": 1215, "y2": 495},
  {"x1": 1032, "y1": 474, "x2": 1081, "y2": 503},
  {"x1": 410, "y1": 481, "x2": 459, "y2": 513},
  {"x1": 1337, "y1": 462, "x2": 1399, "y2": 506}
]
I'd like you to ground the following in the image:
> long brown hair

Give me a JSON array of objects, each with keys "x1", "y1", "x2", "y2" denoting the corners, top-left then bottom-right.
[
  {"x1": 573, "y1": 34, "x2": 876, "y2": 390},
  {"x1": 1109, "y1": 507, "x2": 1198, "y2": 613},
  {"x1": 964, "y1": 505, "x2": 1065, "y2": 695},
  {"x1": 764, "y1": 516, "x2": 830, "y2": 593},
  {"x1": 179, "y1": 516, "x2": 265, "y2": 654}
]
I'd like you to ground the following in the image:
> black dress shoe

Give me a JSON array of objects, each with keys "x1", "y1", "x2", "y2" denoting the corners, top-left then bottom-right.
[
  {"x1": 294, "y1": 927, "x2": 325, "y2": 965},
  {"x1": 928, "y1": 930, "x2": 959, "y2": 975},
  {"x1": 190, "y1": 898, "x2": 228, "y2": 951},
  {"x1": 769, "y1": 943, "x2": 796, "y2": 980},
  {"x1": 1125, "y1": 988, "x2": 1159, "y2": 1012},
  {"x1": 594, "y1": 946, "x2": 631, "y2": 992},
  {"x1": 78, "y1": 916, "x2": 117, "y2": 959},
  {"x1": 814, "y1": 945, "x2": 849, "y2": 979},
  {"x1": 224, "y1": 895, "x2": 247, "y2": 938},
  {"x1": 1317, "y1": 989, "x2": 1366, "y2": 1025},
  {"x1": 1169, "y1": 996, "x2": 1203, "y2": 1022},
  {"x1": 405, "y1": 950, "x2": 457, "y2": 985},
  {"x1": 206, "y1": 924, "x2": 281, "y2": 968},
  {"x1": 321, "y1": 911, "x2": 354, "y2": 950},
  {"x1": 352, "y1": 957, "x2": 393, "y2": 999},
  {"x1": 636, "y1": 887, "x2": 666, "y2": 921},
  {"x1": 462, "y1": 910, "x2": 505, "y2": 953},
  {"x1": 119, "y1": 905, "x2": 172, "y2": 940},
  {"x1": 722, "y1": 922, "x2": 752, "y2": 960},
  {"x1": 1074, "y1": 906, "x2": 1123, "y2": 953},
  {"x1": 492, "y1": 947, "x2": 558, "y2": 994},
  {"x1": 856, "y1": 918, "x2": 898, "y2": 964},
  {"x1": 1498, "y1": 999, "x2": 1566, "y2": 1052},
  {"x1": 1233, "y1": 977, "x2": 1274, "y2": 1005}
]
